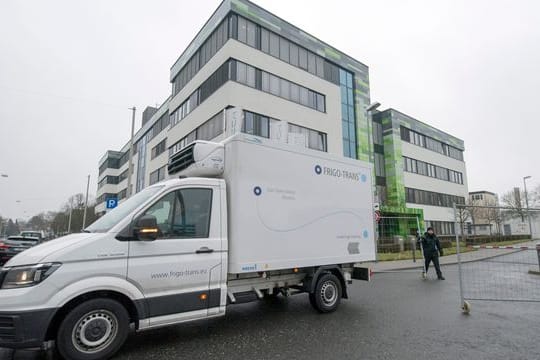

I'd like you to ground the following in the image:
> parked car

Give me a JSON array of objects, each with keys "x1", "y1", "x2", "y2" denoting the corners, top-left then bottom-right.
[
  {"x1": 0, "y1": 236, "x2": 42, "y2": 266},
  {"x1": 19, "y1": 230, "x2": 46, "y2": 241}
]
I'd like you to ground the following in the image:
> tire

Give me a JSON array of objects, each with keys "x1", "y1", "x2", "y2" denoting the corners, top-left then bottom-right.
[
  {"x1": 56, "y1": 298, "x2": 130, "y2": 360},
  {"x1": 310, "y1": 273, "x2": 342, "y2": 313}
]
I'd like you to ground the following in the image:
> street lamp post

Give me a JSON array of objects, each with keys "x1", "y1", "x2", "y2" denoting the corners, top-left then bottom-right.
[
  {"x1": 126, "y1": 107, "x2": 136, "y2": 199},
  {"x1": 366, "y1": 102, "x2": 381, "y2": 164},
  {"x1": 523, "y1": 176, "x2": 533, "y2": 238},
  {"x1": 366, "y1": 102, "x2": 381, "y2": 260}
]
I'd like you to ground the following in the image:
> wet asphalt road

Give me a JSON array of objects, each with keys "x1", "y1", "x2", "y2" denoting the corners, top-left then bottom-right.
[{"x1": 2, "y1": 262, "x2": 539, "y2": 360}]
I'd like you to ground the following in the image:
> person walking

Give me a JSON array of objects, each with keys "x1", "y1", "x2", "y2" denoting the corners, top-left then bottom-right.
[{"x1": 421, "y1": 227, "x2": 445, "y2": 280}]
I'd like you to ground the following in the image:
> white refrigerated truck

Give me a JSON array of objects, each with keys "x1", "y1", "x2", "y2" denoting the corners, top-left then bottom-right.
[{"x1": 0, "y1": 119, "x2": 376, "y2": 359}]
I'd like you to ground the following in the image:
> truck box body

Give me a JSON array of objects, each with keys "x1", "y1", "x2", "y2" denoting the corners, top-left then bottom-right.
[{"x1": 218, "y1": 134, "x2": 375, "y2": 273}]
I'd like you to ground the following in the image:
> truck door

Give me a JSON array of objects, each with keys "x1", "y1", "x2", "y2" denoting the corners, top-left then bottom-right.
[{"x1": 127, "y1": 186, "x2": 223, "y2": 326}]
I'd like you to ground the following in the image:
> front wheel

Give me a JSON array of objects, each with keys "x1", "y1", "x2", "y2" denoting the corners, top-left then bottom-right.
[
  {"x1": 310, "y1": 273, "x2": 342, "y2": 313},
  {"x1": 57, "y1": 298, "x2": 130, "y2": 360}
]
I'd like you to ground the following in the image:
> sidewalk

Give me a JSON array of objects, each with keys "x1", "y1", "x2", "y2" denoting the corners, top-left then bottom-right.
[{"x1": 368, "y1": 241, "x2": 539, "y2": 272}]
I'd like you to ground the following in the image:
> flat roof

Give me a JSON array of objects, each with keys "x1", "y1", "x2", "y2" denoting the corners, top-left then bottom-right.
[
  {"x1": 377, "y1": 108, "x2": 465, "y2": 150},
  {"x1": 469, "y1": 191, "x2": 497, "y2": 196}
]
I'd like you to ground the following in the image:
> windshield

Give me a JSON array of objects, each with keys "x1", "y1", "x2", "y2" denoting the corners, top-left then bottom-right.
[
  {"x1": 21, "y1": 232, "x2": 41, "y2": 238},
  {"x1": 85, "y1": 185, "x2": 165, "y2": 233}
]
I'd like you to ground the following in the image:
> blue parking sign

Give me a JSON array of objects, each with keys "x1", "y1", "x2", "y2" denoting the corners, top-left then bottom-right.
[{"x1": 106, "y1": 197, "x2": 118, "y2": 209}]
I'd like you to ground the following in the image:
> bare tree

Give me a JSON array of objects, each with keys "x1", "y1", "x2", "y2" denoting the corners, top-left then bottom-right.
[
  {"x1": 500, "y1": 189, "x2": 526, "y2": 222},
  {"x1": 484, "y1": 199, "x2": 501, "y2": 236},
  {"x1": 64, "y1": 193, "x2": 85, "y2": 211},
  {"x1": 467, "y1": 198, "x2": 486, "y2": 236},
  {"x1": 456, "y1": 205, "x2": 470, "y2": 241}
]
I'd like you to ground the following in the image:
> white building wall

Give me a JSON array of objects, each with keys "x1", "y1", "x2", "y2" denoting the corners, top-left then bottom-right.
[
  {"x1": 401, "y1": 141, "x2": 469, "y2": 224},
  {"x1": 168, "y1": 40, "x2": 342, "y2": 155}
]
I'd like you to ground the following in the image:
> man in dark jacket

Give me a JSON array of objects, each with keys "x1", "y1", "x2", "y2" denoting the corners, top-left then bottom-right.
[{"x1": 421, "y1": 227, "x2": 445, "y2": 280}]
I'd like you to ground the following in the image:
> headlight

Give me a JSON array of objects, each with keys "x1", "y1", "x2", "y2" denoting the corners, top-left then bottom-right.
[{"x1": 1, "y1": 263, "x2": 61, "y2": 289}]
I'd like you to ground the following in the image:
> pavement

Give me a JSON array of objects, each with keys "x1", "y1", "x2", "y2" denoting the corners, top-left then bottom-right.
[
  {"x1": 369, "y1": 240, "x2": 539, "y2": 272},
  {"x1": 1, "y1": 246, "x2": 540, "y2": 360},
  {"x1": 4, "y1": 260, "x2": 540, "y2": 360}
]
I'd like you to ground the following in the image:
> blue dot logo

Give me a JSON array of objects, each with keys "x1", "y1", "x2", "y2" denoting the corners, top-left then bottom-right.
[
  {"x1": 253, "y1": 186, "x2": 262, "y2": 196},
  {"x1": 363, "y1": 230, "x2": 369, "y2": 238},
  {"x1": 315, "y1": 165, "x2": 322, "y2": 175},
  {"x1": 360, "y1": 174, "x2": 367, "y2": 183}
]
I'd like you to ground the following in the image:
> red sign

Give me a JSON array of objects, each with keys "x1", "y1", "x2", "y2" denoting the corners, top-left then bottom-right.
[{"x1": 375, "y1": 210, "x2": 381, "y2": 223}]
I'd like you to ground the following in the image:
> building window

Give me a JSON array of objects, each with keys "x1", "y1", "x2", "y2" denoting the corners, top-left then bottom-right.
[
  {"x1": 405, "y1": 187, "x2": 465, "y2": 208},
  {"x1": 242, "y1": 111, "x2": 279, "y2": 139},
  {"x1": 146, "y1": 112, "x2": 170, "y2": 141},
  {"x1": 373, "y1": 121, "x2": 383, "y2": 145},
  {"x1": 403, "y1": 156, "x2": 464, "y2": 184},
  {"x1": 97, "y1": 175, "x2": 119, "y2": 189},
  {"x1": 172, "y1": 17, "x2": 229, "y2": 97},
  {"x1": 340, "y1": 69, "x2": 356, "y2": 158},
  {"x1": 232, "y1": 14, "x2": 343, "y2": 86},
  {"x1": 401, "y1": 126, "x2": 464, "y2": 161},
  {"x1": 169, "y1": 112, "x2": 225, "y2": 157},
  {"x1": 171, "y1": 61, "x2": 230, "y2": 130},
  {"x1": 197, "y1": 111, "x2": 224, "y2": 141},
  {"x1": 117, "y1": 189, "x2": 127, "y2": 201},
  {"x1": 151, "y1": 139, "x2": 167, "y2": 160},
  {"x1": 233, "y1": 59, "x2": 325, "y2": 113},
  {"x1": 374, "y1": 153, "x2": 385, "y2": 177},
  {"x1": 289, "y1": 123, "x2": 327, "y2": 152},
  {"x1": 425, "y1": 220, "x2": 455, "y2": 235},
  {"x1": 149, "y1": 166, "x2": 167, "y2": 185}
]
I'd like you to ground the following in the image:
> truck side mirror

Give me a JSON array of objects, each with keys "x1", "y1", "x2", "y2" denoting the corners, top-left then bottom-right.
[{"x1": 134, "y1": 215, "x2": 159, "y2": 241}]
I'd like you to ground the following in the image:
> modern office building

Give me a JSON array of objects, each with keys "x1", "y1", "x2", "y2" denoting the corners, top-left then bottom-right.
[
  {"x1": 96, "y1": 0, "x2": 370, "y2": 214},
  {"x1": 372, "y1": 109, "x2": 468, "y2": 236},
  {"x1": 95, "y1": 0, "x2": 469, "y2": 237}
]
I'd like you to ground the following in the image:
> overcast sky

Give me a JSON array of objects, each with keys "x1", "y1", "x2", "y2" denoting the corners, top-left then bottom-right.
[{"x1": 1, "y1": 0, "x2": 539, "y2": 220}]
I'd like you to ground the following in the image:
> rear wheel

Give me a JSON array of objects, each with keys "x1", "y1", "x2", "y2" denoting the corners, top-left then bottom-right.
[
  {"x1": 310, "y1": 273, "x2": 342, "y2": 313},
  {"x1": 56, "y1": 298, "x2": 130, "y2": 360}
]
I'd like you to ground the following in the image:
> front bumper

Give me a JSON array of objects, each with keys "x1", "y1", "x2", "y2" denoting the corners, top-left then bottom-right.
[{"x1": 0, "y1": 309, "x2": 55, "y2": 349}]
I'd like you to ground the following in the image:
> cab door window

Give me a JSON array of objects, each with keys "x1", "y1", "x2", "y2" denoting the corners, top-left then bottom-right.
[
  {"x1": 171, "y1": 189, "x2": 212, "y2": 238},
  {"x1": 142, "y1": 192, "x2": 175, "y2": 237},
  {"x1": 140, "y1": 188, "x2": 212, "y2": 239}
]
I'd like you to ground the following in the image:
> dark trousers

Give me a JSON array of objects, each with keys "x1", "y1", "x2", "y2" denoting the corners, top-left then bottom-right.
[{"x1": 424, "y1": 252, "x2": 442, "y2": 277}]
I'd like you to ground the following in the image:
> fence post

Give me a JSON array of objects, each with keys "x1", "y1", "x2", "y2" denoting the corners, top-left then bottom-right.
[
  {"x1": 537, "y1": 244, "x2": 540, "y2": 272},
  {"x1": 454, "y1": 203, "x2": 467, "y2": 312},
  {"x1": 414, "y1": 216, "x2": 422, "y2": 263},
  {"x1": 411, "y1": 237, "x2": 416, "y2": 263}
]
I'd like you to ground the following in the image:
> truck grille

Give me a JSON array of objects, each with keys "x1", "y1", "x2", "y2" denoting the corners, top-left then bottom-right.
[
  {"x1": 168, "y1": 143, "x2": 195, "y2": 175},
  {"x1": 0, "y1": 316, "x2": 16, "y2": 339}
]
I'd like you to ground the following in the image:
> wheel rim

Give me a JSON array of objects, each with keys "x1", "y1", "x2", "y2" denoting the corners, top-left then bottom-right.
[
  {"x1": 320, "y1": 281, "x2": 338, "y2": 306},
  {"x1": 72, "y1": 309, "x2": 118, "y2": 354}
]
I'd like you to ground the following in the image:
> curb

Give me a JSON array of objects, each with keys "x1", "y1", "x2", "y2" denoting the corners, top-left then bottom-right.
[{"x1": 372, "y1": 248, "x2": 530, "y2": 272}]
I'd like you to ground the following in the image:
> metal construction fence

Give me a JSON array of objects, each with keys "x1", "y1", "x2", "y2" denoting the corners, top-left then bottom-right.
[
  {"x1": 454, "y1": 204, "x2": 540, "y2": 313},
  {"x1": 377, "y1": 216, "x2": 425, "y2": 263}
]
